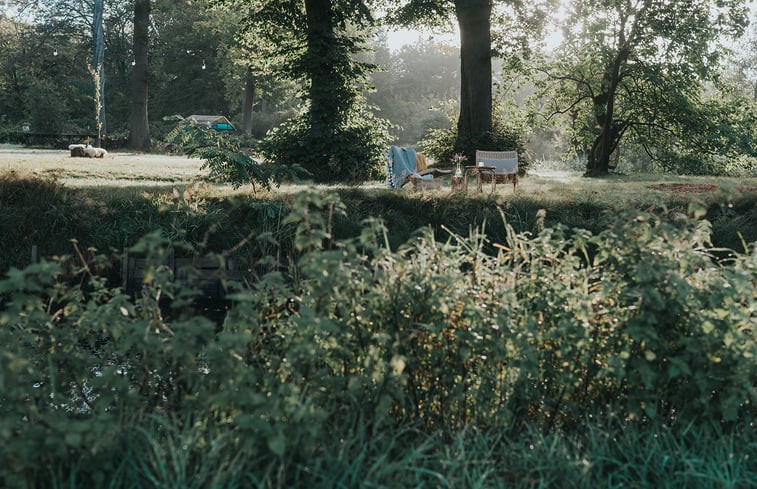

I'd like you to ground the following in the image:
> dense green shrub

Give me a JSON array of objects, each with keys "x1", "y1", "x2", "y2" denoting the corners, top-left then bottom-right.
[
  {"x1": 657, "y1": 152, "x2": 757, "y2": 177},
  {"x1": 256, "y1": 104, "x2": 390, "y2": 183},
  {"x1": 1, "y1": 191, "x2": 755, "y2": 487},
  {"x1": 420, "y1": 105, "x2": 532, "y2": 173}
]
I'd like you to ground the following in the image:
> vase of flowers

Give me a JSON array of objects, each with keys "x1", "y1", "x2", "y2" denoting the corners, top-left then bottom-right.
[
  {"x1": 453, "y1": 153, "x2": 466, "y2": 177},
  {"x1": 451, "y1": 153, "x2": 466, "y2": 191}
]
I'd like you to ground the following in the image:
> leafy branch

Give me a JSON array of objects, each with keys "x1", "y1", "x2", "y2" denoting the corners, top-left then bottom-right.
[{"x1": 164, "y1": 118, "x2": 309, "y2": 191}]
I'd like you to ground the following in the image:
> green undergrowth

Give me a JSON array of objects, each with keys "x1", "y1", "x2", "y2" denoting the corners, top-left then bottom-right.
[
  {"x1": 6, "y1": 421, "x2": 755, "y2": 488},
  {"x1": 1, "y1": 190, "x2": 755, "y2": 487},
  {"x1": 1, "y1": 173, "x2": 756, "y2": 275}
]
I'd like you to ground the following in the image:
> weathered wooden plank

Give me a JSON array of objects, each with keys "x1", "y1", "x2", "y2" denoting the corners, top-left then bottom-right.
[{"x1": 121, "y1": 251, "x2": 243, "y2": 299}]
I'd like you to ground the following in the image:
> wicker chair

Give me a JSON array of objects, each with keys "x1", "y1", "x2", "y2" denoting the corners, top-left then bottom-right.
[{"x1": 475, "y1": 150, "x2": 518, "y2": 191}]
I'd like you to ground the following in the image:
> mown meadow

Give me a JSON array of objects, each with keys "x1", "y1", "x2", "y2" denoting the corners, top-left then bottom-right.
[{"x1": 0, "y1": 153, "x2": 755, "y2": 488}]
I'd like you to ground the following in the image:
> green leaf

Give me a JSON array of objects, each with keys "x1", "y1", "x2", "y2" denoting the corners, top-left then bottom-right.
[
  {"x1": 64, "y1": 432, "x2": 82, "y2": 447},
  {"x1": 267, "y1": 433, "x2": 286, "y2": 457}
]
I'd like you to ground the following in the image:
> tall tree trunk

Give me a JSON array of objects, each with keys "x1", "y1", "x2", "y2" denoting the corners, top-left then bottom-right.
[
  {"x1": 585, "y1": 52, "x2": 627, "y2": 176},
  {"x1": 243, "y1": 68, "x2": 256, "y2": 136},
  {"x1": 455, "y1": 0, "x2": 492, "y2": 154},
  {"x1": 586, "y1": 8, "x2": 633, "y2": 177},
  {"x1": 304, "y1": 0, "x2": 341, "y2": 128},
  {"x1": 128, "y1": 0, "x2": 150, "y2": 150},
  {"x1": 585, "y1": 96, "x2": 615, "y2": 176}
]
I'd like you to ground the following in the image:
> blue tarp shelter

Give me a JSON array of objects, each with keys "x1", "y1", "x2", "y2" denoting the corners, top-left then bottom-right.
[{"x1": 183, "y1": 115, "x2": 235, "y2": 131}]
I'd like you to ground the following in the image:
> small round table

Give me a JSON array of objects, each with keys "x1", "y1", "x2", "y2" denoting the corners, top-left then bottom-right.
[{"x1": 464, "y1": 165, "x2": 496, "y2": 193}]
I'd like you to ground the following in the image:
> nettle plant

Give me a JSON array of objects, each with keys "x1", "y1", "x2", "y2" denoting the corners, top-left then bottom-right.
[{"x1": 0, "y1": 192, "x2": 754, "y2": 485}]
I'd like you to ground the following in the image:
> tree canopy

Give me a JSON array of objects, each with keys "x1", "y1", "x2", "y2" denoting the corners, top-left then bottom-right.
[{"x1": 542, "y1": 0, "x2": 751, "y2": 175}]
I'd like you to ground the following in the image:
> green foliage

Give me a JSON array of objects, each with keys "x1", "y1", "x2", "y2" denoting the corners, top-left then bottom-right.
[
  {"x1": 420, "y1": 103, "x2": 532, "y2": 172},
  {"x1": 653, "y1": 94, "x2": 757, "y2": 176},
  {"x1": 2, "y1": 171, "x2": 757, "y2": 274},
  {"x1": 0, "y1": 1, "x2": 134, "y2": 136},
  {"x1": 0, "y1": 1, "x2": 297, "y2": 140},
  {"x1": 149, "y1": 0, "x2": 239, "y2": 123},
  {"x1": 1, "y1": 191, "x2": 755, "y2": 486},
  {"x1": 417, "y1": 117, "x2": 457, "y2": 161},
  {"x1": 165, "y1": 122, "x2": 308, "y2": 189},
  {"x1": 542, "y1": 0, "x2": 752, "y2": 175},
  {"x1": 387, "y1": 0, "x2": 556, "y2": 155},
  {"x1": 257, "y1": 104, "x2": 389, "y2": 183}
]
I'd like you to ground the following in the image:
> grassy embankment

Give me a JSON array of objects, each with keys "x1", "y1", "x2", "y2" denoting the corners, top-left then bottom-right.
[{"x1": 1, "y1": 148, "x2": 756, "y2": 273}]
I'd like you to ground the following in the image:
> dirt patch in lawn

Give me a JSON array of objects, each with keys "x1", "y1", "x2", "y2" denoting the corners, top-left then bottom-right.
[
  {"x1": 647, "y1": 183, "x2": 757, "y2": 194},
  {"x1": 647, "y1": 183, "x2": 718, "y2": 193}
]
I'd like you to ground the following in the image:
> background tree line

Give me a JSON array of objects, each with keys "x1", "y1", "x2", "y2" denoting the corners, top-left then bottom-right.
[
  {"x1": 0, "y1": 0, "x2": 754, "y2": 180},
  {"x1": 0, "y1": 1, "x2": 458, "y2": 145}
]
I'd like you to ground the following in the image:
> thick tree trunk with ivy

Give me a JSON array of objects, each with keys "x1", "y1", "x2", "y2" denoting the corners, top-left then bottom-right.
[
  {"x1": 455, "y1": 0, "x2": 492, "y2": 154},
  {"x1": 304, "y1": 0, "x2": 346, "y2": 127},
  {"x1": 127, "y1": 0, "x2": 150, "y2": 150},
  {"x1": 585, "y1": 120, "x2": 620, "y2": 176},
  {"x1": 585, "y1": 91, "x2": 617, "y2": 176},
  {"x1": 256, "y1": 0, "x2": 388, "y2": 183}
]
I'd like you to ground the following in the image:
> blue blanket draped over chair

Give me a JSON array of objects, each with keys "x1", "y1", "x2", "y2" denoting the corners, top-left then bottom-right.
[{"x1": 385, "y1": 145, "x2": 418, "y2": 189}]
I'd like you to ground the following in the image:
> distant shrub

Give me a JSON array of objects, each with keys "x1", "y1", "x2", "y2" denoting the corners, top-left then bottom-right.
[
  {"x1": 245, "y1": 109, "x2": 300, "y2": 140},
  {"x1": 614, "y1": 147, "x2": 757, "y2": 177},
  {"x1": 256, "y1": 104, "x2": 390, "y2": 183},
  {"x1": 0, "y1": 125, "x2": 15, "y2": 144},
  {"x1": 669, "y1": 153, "x2": 757, "y2": 177}
]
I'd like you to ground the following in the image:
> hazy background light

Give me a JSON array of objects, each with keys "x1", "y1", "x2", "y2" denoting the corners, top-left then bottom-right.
[{"x1": 385, "y1": 28, "x2": 458, "y2": 51}]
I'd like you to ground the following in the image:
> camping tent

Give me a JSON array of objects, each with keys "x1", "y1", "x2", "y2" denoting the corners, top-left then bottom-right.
[{"x1": 183, "y1": 115, "x2": 235, "y2": 131}]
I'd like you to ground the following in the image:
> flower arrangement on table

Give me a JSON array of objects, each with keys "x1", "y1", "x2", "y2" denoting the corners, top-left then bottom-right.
[{"x1": 451, "y1": 153, "x2": 467, "y2": 191}]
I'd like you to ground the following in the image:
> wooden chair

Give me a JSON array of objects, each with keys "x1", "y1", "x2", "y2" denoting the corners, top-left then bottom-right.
[{"x1": 475, "y1": 150, "x2": 518, "y2": 191}]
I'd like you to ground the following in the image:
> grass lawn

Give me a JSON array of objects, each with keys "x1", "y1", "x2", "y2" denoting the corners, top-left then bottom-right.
[
  {"x1": 0, "y1": 144, "x2": 206, "y2": 186},
  {"x1": 3, "y1": 143, "x2": 754, "y2": 192}
]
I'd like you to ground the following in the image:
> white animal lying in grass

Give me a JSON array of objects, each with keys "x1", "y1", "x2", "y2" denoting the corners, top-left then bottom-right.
[
  {"x1": 68, "y1": 144, "x2": 107, "y2": 158},
  {"x1": 83, "y1": 145, "x2": 107, "y2": 158}
]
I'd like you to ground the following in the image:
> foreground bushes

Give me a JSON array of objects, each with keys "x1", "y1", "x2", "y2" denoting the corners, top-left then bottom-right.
[{"x1": 1, "y1": 192, "x2": 755, "y2": 487}]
